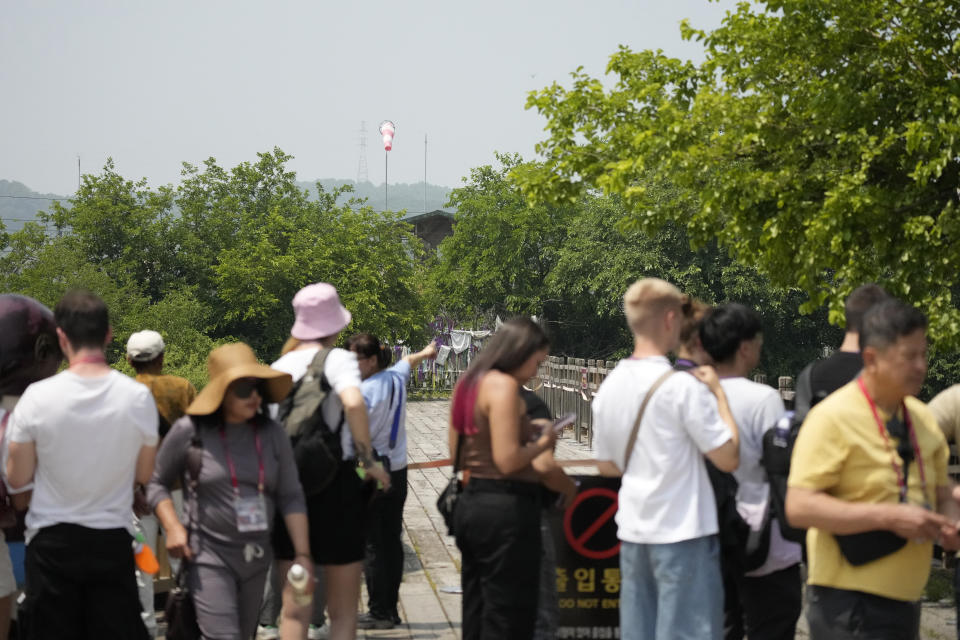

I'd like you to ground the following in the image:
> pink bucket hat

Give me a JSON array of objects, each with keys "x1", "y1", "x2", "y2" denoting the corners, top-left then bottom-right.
[{"x1": 290, "y1": 283, "x2": 352, "y2": 340}]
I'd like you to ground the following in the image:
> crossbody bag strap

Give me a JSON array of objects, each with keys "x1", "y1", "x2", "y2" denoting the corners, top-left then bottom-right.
[{"x1": 622, "y1": 369, "x2": 676, "y2": 472}]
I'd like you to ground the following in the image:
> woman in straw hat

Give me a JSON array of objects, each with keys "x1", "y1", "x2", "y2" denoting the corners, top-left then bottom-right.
[
  {"x1": 147, "y1": 343, "x2": 312, "y2": 640},
  {"x1": 270, "y1": 283, "x2": 390, "y2": 640}
]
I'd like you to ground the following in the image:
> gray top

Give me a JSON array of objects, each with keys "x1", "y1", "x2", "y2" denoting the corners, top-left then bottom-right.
[{"x1": 148, "y1": 415, "x2": 306, "y2": 548}]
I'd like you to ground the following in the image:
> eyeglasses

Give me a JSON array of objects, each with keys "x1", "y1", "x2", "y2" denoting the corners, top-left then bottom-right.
[{"x1": 230, "y1": 378, "x2": 264, "y2": 399}]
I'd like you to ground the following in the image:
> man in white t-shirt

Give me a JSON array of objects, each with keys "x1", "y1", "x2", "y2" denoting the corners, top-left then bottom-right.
[
  {"x1": 700, "y1": 303, "x2": 802, "y2": 640},
  {"x1": 593, "y1": 278, "x2": 739, "y2": 640},
  {"x1": 6, "y1": 291, "x2": 158, "y2": 640}
]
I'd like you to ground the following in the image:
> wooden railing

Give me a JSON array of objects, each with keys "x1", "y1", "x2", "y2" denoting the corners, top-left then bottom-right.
[
  {"x1": 533, "y1": 356, "x2": 619, "y2": 448},
  {"x1": 532, "y1": 356, "x2": 801, "y2": 449}
]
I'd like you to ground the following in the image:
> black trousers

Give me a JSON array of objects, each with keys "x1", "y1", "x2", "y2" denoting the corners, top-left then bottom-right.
[
  {"x1": 723, "y1": 563, "x2": 802, "y2": 640},
  {"x1": 807, "y1": 585, "x2": 921, "y2": 640},
  {"x1": 22, "y1": 523, "x2": 149, "y2": 640},
  {"x1": 954, "y1": 561, "x2": 960, "y2": 640},
  {"x1": 454, "y1": 479, "x2": 541, "y2": 640},
  {"x1": 364, "y1": 466, "x2": 408, "y2": 621}
]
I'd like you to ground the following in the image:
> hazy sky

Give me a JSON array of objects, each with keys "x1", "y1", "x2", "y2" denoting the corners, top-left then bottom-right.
[{"x1": 1, "y1": 1, "x2": 734, "y2": 195}]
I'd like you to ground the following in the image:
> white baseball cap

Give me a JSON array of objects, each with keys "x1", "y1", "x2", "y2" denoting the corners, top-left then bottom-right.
[{"x1": 126, "y1": 330, "x2": 165, "y2": 361}]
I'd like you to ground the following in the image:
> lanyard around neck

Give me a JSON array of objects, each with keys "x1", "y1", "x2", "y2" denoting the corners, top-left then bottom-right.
[
  {"x1": 218, "y1": 423, "x2": 264, "y2": 496},
  {"x1": 857, "y1": 378, "x2": 927, "y2": 506}
]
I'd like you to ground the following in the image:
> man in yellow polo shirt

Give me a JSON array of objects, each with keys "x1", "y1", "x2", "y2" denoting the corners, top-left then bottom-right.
[{"x1": 786, "y1": 299, "x2": 960, "y2": 639}]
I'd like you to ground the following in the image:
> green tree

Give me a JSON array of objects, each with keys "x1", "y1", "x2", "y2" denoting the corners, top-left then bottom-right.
[
  {"x1": 518, "y1": 0, "x2": 960, "y2": 346},
  {"x1": 546, "y1": 194, "x2": 839, "y2": 374},
  {"x1": 174, "y1": 148, "x2": 430, "y2": 354},
  {"x1": 1, "y1": 149, "x2": 430, "y2": 383},
  {"x1": 431, "y1": 153, "x2": 575, "y2": 322},
  {"x1": 45, "y1": 159, "x2": 179, "y2": 301}
]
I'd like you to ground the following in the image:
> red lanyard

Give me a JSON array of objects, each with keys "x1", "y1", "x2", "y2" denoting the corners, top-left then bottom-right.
[
  {"x1": 857, "y1": 378, "x2": 927, "y2": 506},
  {"x1": 218, "y1": 423, "x2": 264, "y2": 496},
  {"x1": 69, "y1": 354, "x2": 106, "y2": 368}
]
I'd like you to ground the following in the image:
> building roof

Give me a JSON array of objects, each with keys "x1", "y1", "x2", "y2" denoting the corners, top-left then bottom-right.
[{"x1": 402, "y1": 209, "x2": 455, "y2": 223}]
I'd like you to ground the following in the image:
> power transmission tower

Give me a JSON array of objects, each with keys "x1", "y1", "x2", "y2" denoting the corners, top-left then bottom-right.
[{"x1": 357, "y1": 121, "x2": 369, "y2": 185}]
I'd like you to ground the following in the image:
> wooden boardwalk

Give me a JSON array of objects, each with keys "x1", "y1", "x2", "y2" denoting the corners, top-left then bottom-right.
[
  {"x1": 358, "y1": 400, "x2": 595, "y2": 639},
  {"x1": 363, "y1": 400, "x2": 955, "y2": 640}
]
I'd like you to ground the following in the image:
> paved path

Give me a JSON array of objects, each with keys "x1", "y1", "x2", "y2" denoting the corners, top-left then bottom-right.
[
  {"x1": 359, "y1": 400, "x2": 956, "y2": 639},
  {"x1": 367, "y1": 399, "x2": 598, "y2": 640}
]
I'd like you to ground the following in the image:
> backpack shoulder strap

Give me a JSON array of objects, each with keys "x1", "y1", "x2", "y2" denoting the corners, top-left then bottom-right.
[
  {"x1": 623, "y1": 369, "x2": 676, "y2": 472},
  {"x1": 279, "y1": 347, "x2": 335, "y2": 435},
  {"x1": 306, "y1": 347, "x2": 333, "y2": 386},
  {"x1": 310, "y1": 347, "x2": 345, "y2": 431}
]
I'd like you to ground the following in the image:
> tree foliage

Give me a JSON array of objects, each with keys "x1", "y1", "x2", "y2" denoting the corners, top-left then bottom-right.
[
  {"x1": 430, "y1": 153, "x2": 575, "y2": 319},
  {"x1": 517, "y1": 0, "x2": 960, "y2": 347},
  {"x1": 431, "y1": 157, "x2": 839, "y2": 377},
  {"x1": 0, "y1": 149, "x2": 429, "y2": 387}
]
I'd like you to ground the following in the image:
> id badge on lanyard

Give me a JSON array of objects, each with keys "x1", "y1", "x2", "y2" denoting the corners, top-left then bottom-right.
[
  {"x1": 235, "y1": 493, "x2": 269, "y2": 532},
  {"x1": 220, "y1": 425, "x2": 270, "y2": 533}
]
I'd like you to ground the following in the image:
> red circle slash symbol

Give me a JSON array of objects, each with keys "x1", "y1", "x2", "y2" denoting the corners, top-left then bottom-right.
[{"x1": 563, "y1": 487, "x2": 620, "y2": 560}]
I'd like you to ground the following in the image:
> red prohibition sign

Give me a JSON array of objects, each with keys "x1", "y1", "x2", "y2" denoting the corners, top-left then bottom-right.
[{"x1": 563, "y1": 487, "x2": 620, "y2": 560}]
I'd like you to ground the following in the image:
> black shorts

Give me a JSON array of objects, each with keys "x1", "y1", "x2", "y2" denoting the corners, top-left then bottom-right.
[{"x1": 273, "y1": 460, "x2": 372, "y2": 565}]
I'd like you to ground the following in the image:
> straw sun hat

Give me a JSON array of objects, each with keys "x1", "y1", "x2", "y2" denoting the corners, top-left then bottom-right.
[{"x1": 187, "y1": 343, "x2": 293, "y2": 416}]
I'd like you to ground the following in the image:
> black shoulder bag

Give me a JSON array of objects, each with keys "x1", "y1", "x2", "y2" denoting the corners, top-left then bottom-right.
[
  {"x1": 436, "y1": 435, "x2": 464, "y2": 536},
  {"x1": 833, "y1": 380, "x2": 913, "y2": 566},
  {"x1": 164, "y1": 427, "x2": 204, "y2": 640}
]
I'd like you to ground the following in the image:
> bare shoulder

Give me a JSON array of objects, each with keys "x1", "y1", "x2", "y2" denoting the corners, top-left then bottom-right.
[
  {"x1": 479, "y1": 370, "x2": 519, "y2": 397},
  {"x1": 477, "y1": 371, "x2": 521, "y2": 411}
]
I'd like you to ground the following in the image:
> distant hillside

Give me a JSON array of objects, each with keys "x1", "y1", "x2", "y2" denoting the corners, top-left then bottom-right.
[
  {"x1": 0, "y1": 180, "x2": 68, "y2": 232},
  {"x1": 0, "y1": 178, "x2": 455, "y2": 236},
  {"x1": 298, "y1": 179, "x2": 453, "y2": 216}
]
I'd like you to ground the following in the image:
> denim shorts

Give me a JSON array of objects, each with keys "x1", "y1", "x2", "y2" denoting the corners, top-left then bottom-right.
[{"x1": 619, "y1": 535, "x2": 723, "y2": 640}]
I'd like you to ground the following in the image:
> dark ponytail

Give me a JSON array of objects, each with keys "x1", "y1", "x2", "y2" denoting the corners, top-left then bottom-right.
[{"x1": 346, "y1": 333, "x2": 392, "y2": 372}]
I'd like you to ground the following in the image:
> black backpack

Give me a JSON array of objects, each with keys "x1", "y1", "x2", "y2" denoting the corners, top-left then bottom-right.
[
  {"x1": 276, "y1": 348, "x2": 344, "y2": 496},
  {"x1": 761, "y1": 364, "x2": 823, "y2": 545}
]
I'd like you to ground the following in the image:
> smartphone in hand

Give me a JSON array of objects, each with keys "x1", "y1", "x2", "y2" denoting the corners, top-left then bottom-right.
[{"x1": 552, "y1": 412, "x2": 577, "y2": 434}]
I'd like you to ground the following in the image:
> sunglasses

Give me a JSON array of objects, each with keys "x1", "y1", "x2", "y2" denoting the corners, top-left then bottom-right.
[{"x1": 230, "y1": 378, "x2": 265, "y2": 399}]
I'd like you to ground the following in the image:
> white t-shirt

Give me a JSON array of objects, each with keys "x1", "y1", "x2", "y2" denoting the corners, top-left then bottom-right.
[
  {"x1": 8, "y1": 370, "x2": 159, "y2": 542},
  {"x1": 719, "y1": 377, "x2": 802, "y2": 576},
  {"x1": 271, "y1": 347, "x2": 363, "y2": 460},
  {"x1": 593, "y1": 356, "x2": 732, "y2": 544},
  {"x1": 361, "y1": 360, "x2": 411, "y2": 471}
]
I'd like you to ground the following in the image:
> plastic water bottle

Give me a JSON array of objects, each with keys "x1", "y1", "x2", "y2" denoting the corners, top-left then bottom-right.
[
  {"x1": 773, "y1": 411, "x2": 794, "y2": 448},
  {"x1": 132, "y1": 530, "x2": 159, "y2": 575},
  {"x1": 287, "y1": 563, "x2": 312, "y2": 607}
]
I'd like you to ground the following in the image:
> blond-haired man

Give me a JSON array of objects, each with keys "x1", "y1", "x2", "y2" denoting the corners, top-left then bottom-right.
[{"x1": 593, "y1": 278, "x2": 739, "y2": 640}]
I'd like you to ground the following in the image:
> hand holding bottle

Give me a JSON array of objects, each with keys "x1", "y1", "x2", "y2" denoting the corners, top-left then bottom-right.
[{"x1": 287, "y1": 562, "x2": 315, "y2": 607}]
